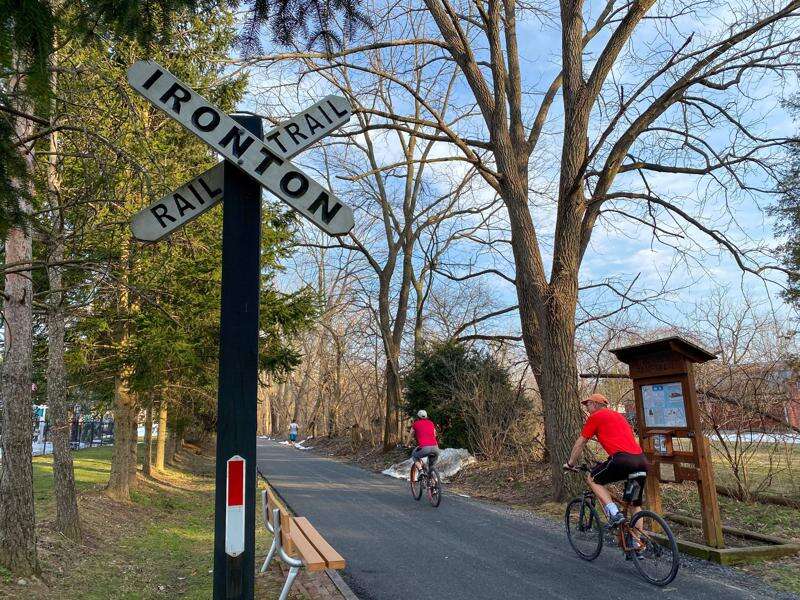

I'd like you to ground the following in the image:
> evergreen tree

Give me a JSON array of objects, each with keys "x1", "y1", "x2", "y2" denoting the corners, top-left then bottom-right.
[
  {"x1": 404, "y1": 341, "x2": 523, "y2": 452},
  {"x1": 775, "y1": 97, "x2": 800, "y2": 306}
]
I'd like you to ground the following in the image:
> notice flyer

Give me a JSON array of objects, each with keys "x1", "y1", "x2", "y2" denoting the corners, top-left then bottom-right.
[{"x1": 641, "y1": 382, "x2": 687, "y2": 428}]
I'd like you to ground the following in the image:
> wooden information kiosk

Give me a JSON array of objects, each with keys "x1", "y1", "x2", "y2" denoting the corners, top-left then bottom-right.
[{"x1": 611, "y1": 336, "x2": 725, "y2": 549}]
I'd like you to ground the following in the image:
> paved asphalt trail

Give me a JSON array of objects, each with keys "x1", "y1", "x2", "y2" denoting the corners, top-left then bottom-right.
[{"x1": 257, "y1": 440, "x2": 794, "y2": 600}]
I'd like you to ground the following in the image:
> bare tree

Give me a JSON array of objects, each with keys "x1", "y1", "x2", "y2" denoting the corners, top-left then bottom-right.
[
  {"x1": 248, "y1": 21, "x2": 491, "y2": 447},
  {"x1": 693, "y1": 292, "x2": 799, "y2": 500},
  {"x1": 246, "y1": 0, "x2": 800, "y2": 496}
]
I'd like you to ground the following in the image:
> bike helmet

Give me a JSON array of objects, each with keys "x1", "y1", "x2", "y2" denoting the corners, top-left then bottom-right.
[{"x1": 417, "y1": 409, "x2": 428, "y2": 419}]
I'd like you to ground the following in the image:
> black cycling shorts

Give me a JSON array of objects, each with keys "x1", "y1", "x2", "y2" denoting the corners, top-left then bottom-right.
[{"x1": 590, "y1": 452, "x2": 649, "y2": 505}]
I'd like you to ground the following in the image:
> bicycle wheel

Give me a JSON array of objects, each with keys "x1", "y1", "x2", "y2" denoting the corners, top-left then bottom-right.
[
  {"x1": 564, "y1": 497, "x2": 603, "y2": 560},
  {"x1": 410, "y1": 466, "x2": 424, "y2": 501},
  {"x1": 629, "y1": 510, "x2": 680, "y2": 586},
  {"x1": 427, "y1": 469, "x2": 442, "y2": 507}
]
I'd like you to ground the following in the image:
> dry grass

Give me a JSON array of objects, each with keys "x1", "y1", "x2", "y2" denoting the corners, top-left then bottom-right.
[{"x1": 0, "y1": 446, "x2": 308, "y2": 600}]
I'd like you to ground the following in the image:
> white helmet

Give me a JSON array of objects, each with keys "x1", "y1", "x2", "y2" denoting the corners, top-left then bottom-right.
[{"x1": 417, "y1": 409, "x2": 428, "y2": 419}]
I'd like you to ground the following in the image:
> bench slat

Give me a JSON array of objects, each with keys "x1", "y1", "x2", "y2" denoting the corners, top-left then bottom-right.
[
  {"x1": 289, "y1": 518, "x2": 327, "y2": 571},
  {"x1": 267, "y1": 490, "x2": 280, "y2": 512},
  {"x1": 280, "y1": 511, "x2": 295, "y2": 556},
  {"x1": 292, "y1": 517, "x2": 346, "y2": 570}
]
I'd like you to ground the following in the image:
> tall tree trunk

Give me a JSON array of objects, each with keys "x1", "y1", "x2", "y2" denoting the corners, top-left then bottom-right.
[
  {"x1": 129, "y1": 413, "x2": 138, "y2": 483},
  {"x1": 382, "y1": 356, "x2": 401, "y2": 451},
  {"x1": 256, "y1": 374, "x2": 272, "y2": 436},
  {"x1": 107, "y1": 238, "x2": 137, "y2": 498},
  {"x1": 329, "y1": 340, "x2": 342, "y2": 437},
  {"x1": 46, "y1": 225, "x2": 81, "y2": 541},
  {"x1": 505, "y1": 185, "x2": 584, "y2": 500},
  {"x1": 165, "y1": 418, "x2": 179, "y2": 465},
  {"x1": 155, "y1": 401, "x2": 168, "y2": 471},
  {"x1": 142, "y1": 404, "x2": 153, "y2": 477},
  {"x1": 106, "y1": 375, "x2": 136, "y2": 500},
  {"x1": 537, "y1": 304, "x2": 584, "y2": 500},
  {"x1": 0, "y1": 90, "x2": 38, "y2": 576},
  {"x1": 44, "y1": 30, "x2": 81, "y2": 543}
]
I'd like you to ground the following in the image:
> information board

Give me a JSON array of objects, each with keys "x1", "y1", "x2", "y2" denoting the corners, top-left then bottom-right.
[{"x1": 642, "y1": 382, "x2": 687, "y2": 428}]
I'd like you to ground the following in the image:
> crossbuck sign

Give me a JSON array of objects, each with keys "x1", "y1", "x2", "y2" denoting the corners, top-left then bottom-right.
[
  {"x1": 127, "y1": 60, "x2": 354, "y2": 239},
  {"x1": 126, "y1": 60, "x2": 354, "y2": 600}
]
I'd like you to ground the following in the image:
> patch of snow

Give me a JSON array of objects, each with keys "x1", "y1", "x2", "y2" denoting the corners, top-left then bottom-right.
[
  {"x1": 278, "y1": 437, "x2": 314, "y2": 450},
  {"x1": 382, "y1": 448, "x2": 476, "y2": 480},
  {"x1": 712, "y1": 431, "x2": 800, "y2": 444}
]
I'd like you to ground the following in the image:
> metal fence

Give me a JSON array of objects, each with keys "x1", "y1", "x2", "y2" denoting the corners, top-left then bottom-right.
[{"x1": 27, "y1": 418, "x2": 115, "y2": 456}]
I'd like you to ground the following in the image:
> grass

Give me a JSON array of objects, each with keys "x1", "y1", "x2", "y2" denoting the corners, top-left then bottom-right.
[
  {"x1": 0, "y1": 445, "x2": 307, "y2": 599},
  {"x1": 707, "y1": 441, "x2": 800, "y2": 500}
]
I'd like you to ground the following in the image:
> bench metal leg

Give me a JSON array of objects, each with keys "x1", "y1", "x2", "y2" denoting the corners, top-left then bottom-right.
[
  {"x1": 260, "y1": 537, "x2": 278, "y2": 573},
  {"x1": 278, "y1": 566, "x2": 300, "y2": 600}
]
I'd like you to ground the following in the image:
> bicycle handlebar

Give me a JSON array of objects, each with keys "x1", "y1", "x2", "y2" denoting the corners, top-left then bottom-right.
[{"x1": 562, "y1": 464, "x2": 592, "y2": 474}]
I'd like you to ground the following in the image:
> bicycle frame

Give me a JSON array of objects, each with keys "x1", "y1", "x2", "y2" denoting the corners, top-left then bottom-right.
[{"x1": 578, "y1": 489, "x2": 639, "y2": 553}]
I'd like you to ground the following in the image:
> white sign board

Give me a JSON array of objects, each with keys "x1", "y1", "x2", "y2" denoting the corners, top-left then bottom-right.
[
  {"x1": 642, "y1": 382, "x2": 687, "y2": 428},
  {"x1": 131, "y1": 95, "x2": 353, "y2": 242},
  {"x1": 127, "y1": 60, "x2": 354, "y2": 237}
]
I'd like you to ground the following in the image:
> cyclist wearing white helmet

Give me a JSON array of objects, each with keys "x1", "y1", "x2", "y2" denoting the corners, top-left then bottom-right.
[{"x1": 407, "y1": 409, "x2": 440, "y2": 478}]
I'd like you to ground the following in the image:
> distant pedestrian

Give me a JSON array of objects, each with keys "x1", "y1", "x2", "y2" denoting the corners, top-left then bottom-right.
[{"x1": 289, "y1": 421, "x2": 299, "y2": 446}]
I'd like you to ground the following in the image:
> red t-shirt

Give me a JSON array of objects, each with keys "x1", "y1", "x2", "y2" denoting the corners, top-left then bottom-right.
[
  {"x1": 581, "y1": 408, "x2": 641, "y2": 456},
  {"x1": 412, "y1": 419, "x2": 437, "y2": 447}
]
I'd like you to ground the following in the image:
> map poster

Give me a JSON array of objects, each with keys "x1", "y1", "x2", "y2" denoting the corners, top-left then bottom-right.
[{"x1": 641, "y1": 381, "x2": 687, "y2": 428}]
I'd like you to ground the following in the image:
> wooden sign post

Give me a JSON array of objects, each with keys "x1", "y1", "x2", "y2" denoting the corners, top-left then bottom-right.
[{"x1": 610, "y1": 336, "x2": 725, "y2": 549}]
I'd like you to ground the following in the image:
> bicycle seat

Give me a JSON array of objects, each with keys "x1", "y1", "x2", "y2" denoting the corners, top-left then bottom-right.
[{"x1": 628, "y1": 471, "x2": 647, "y2": 479}]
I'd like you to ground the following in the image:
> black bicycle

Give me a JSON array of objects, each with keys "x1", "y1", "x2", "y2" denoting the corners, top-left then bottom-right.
[
  {"x1": 563, "y1": 464, "x2": 680, "y2": 586},
  {"x1": 410, "y1": 454, "x2": 442, "y2": 507}
]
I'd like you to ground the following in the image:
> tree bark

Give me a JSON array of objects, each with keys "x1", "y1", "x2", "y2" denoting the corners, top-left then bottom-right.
[
  {"x1": 256, "y1": 374, "x2": 273, "y2": 436},
  {"x1": 107, "y1": 237, "x2": 138, "y2": 498},
  {"x1": 0, "y1": 88, "x2": 39, "y2": 576},
  {"x1": 165, "y1": 419, "x2": 179, "y2": 465},
  {"x1": 129, "y1": 413, "x2": 138, "y2": 482},
  {"x1": 382, "y1": 356, "x2": 401, "y2": 450},
  {"x1": 46, "y1": 221, "x2": 81, "y2": 541},
  {"x1": 43, "y1": 37, "x2": 81, "y2": 543},
  {"x1": 106, "y1": 375, "x2": 136, "y2": 500},
  {"x1": 142, "y1": 404, "x2": 153, "y2": 477},
  {"x1": 155, "y1": 401, "x2": 167, "y2": 471}
]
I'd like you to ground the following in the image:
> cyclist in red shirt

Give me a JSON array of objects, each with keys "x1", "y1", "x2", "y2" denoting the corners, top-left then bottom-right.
[
  {"x1": 407, "y1": 410, "x2": 440, "y2": 478},
  {"x1": 564, "y1": 393, "x2": 649, "y2": 527}
]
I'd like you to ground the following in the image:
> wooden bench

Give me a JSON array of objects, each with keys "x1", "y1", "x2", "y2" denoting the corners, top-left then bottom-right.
[{"x1": 261, "y1": 488, "x2": 346, "y2": 600}]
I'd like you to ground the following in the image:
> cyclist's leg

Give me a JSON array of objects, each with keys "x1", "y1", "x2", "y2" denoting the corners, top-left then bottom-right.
[
  {"x1": 588, "y1": 457, "x2": 614, "y2": 506},
  {"x1": 416, "y1": 445, "x2": 439, "y2": 474},
  {"x1": 589, "y1": 456, "x2": 625, "y2": 522},
  {"x1": 426, "y1": 446, "x2": 440, "y2": 470},
  {"x1": 587, "y1": 476, "x2": 613, "y2": 507},
  {"x1": 630, "y1": 476, "x2": 647, "y2": 532},
  {"x1": 410, "y1": 446, "x2": 423, "y2": 480}
]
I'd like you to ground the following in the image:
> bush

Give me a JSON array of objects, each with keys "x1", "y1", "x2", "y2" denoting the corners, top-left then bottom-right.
[{"x1": 403, "y1": 341, "x2": 528, "y2": 456}]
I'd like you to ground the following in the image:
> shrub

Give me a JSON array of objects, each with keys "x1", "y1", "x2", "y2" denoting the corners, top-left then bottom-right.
[{"x1": 403, "y1": 341, "x2": 528, "y2": 456}]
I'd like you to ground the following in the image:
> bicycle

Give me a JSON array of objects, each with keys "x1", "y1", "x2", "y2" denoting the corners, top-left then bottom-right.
[
  {"x1": 410, "y1": 454, "x2": 442, "y2": 507},
  {"x1": 563, "y1": 464, "x2": 680, "y2": 586}
]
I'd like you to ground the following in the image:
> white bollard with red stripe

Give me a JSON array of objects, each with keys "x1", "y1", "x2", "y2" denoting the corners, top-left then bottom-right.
[{"x1": 225, "y1": 455, "x2": 246, "y2": 557}]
